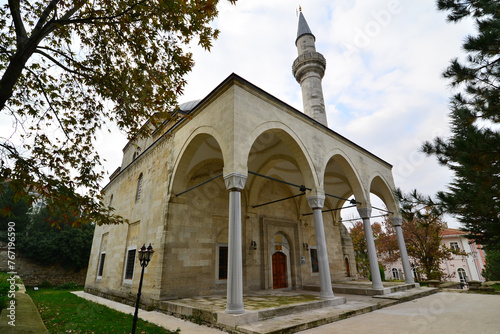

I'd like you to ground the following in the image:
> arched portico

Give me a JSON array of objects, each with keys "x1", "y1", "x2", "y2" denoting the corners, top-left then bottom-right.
[
  {"x1": 244, "y1": 123, "x2": 318, "y2": 189},
  {"x1": 170, "y1": 128, "x2": 227, "y2": 195}
]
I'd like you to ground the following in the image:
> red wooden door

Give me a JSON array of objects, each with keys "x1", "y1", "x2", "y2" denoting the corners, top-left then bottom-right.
[{"x1": 272, "y1": 252, "x2": 287, "y2": 289}]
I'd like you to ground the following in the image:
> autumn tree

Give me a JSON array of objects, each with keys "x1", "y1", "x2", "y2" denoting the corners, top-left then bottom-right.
[
  {"x1": 384, "y1": 190, "x2": 466, "y2": 280},
  {"x1": 422, "y1": 0, "x2": 500, "y2": 250},
  {"x1": 17, "y1": 207, "x2": 95, "y2": 271},
  {"x1": 349, "y1": 220, "x2": 387, "y2": 278},
  {"x1": 0, "y1": 0, "x2": 236, "y2": 227}
]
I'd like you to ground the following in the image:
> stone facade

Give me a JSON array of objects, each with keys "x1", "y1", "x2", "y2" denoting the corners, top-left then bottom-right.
[{"x1": 85, "y1": 74, "x2": 399, "y2": 306}]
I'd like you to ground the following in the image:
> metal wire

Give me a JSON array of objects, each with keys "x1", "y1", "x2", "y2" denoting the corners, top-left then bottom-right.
[
  {"x1": 252, "y1": 192, "x2": 305, "y2": 208},
  {"x1": 175, "y1": 173, "x2": 223, "y2": 196},
  {"x1": 339, "y1": 213, "x2": 389, "y2": 222},
  {"x1": 248, "y1": 171, "x2": 310, "y2": 191},
  {"x1": 302, "y1": 204, "x2": 357, "y2": 216}
]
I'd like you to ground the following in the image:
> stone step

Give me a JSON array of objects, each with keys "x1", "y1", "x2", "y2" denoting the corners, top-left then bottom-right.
[
  {"x1": 372, "y1": 287, "x2": 438, "y2": 302},
  {"x1": 332, "y1": 283, "x2": 420, "y2": 296},
  {"x1": 236, "y1": 299, "x2": 397, "y2": 334},
  {"x1": 236, "y1": 287, "x2": 438, "y2": 334},
  {"x1": 160, "y1": 296, "x2": 347, "y2": 328}
]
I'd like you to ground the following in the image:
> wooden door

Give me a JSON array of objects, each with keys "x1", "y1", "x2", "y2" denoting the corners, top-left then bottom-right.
[
  {"x1": 345, "y1": 257, "x2": 350, "y2": 277},
  {"x1": 272, "y1": 252, "x2": 287, "y2": 289}
]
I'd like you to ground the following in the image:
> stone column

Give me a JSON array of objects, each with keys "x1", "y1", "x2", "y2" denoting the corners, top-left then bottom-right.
[
  {"x1": 307, "y1": 194, "x2": 334, "y2": 299},
  {"x1": 390, "y1": 217, "x2": 414, "y2": 284},
  {"x1": 224, "y1": 172, "x2": 247, "y2": 314},
  {"x1": 357, "y1": 207, "x2": 384, "y2": 290}
]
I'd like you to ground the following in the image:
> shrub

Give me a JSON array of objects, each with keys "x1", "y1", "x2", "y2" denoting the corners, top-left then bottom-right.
[
  {"x1": 56, "y1": 282, "x2": 79, "y2": 290},
  {"x1": 40, "y1": 281, "x2": 53, "y2": 288}
]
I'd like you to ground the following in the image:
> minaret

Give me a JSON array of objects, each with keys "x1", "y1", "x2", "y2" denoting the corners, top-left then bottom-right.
[{"x1": 292, "y1": 10, "x2": 328, "y2": 126}]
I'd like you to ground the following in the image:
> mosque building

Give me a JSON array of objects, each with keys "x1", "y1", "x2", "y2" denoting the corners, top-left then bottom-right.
[{"x1": 84, "y1": 11, "x2": 413, "y2": 314}]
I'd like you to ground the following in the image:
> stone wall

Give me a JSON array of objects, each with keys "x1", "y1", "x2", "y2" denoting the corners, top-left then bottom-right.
[{"x1": 0, "y1": 241, "x2": 87, "y2": 286}]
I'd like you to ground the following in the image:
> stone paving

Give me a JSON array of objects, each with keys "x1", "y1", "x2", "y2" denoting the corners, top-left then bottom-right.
[{"x1": 300, "y1": 292, "x2": 500, "y2": 334}]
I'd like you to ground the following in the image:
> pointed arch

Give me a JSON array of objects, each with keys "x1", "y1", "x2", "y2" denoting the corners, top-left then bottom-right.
[
  {"x1": 170, "y1": 127, "x2": 226, "y2": 195},
  {"x1": 368, "y1": 173, "x2": 399, "y2": 215},
  {"x1": 243, "y1": 122, "x2": 318, "y2": 189},
  {"x1": 322, "y1": 149, "x2": 367, "y2": 206}
]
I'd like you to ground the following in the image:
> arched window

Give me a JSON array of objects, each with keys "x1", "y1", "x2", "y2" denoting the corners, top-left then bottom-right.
[
  {"x1": 392, "y1": 268, "x2": 400, "y2": 280},
  {"x1": 136, "y1": 173, "x2": 143, "y2": 201},
  {"x1": 457, "y1": 268, "x2": 467, "y2": 283}
]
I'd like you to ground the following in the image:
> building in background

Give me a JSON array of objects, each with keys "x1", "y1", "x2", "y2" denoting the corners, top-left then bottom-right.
[
  {"x1": 385, "y1": 228, "x2": 486, "y2": 284},
  {"x1": 440, "y1": 228, "x2": 486, "y2": 283}
]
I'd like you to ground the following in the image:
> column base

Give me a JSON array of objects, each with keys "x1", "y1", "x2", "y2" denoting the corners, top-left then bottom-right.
[
  {"x1": 225, "y1": 307, "x2": 245, "y2": 315},
  {"x1": 320, "y1": 291, "x2": 335, "y2": 299},
  {"x1": 371, "y1": 282, "x2": 384, "y2": 290}
]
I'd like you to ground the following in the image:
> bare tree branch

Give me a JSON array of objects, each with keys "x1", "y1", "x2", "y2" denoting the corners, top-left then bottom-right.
[
  {"x1": 25, "y1": 67, "x2": 70, "y2": 140},
  {"x1": 33, "y1": 49, "x2": 89, "y2": 78}
]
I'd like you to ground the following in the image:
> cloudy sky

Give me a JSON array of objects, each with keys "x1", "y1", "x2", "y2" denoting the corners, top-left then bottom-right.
[
  {"x1": 3, "y1": 0, "x2": 474, "y2": 226},
  {"x1": 96, "y1": 0, "x2": 474, "y2": 226},
  {"x1": 101, "y1": 0, "x2": 474, "y2": 226}
]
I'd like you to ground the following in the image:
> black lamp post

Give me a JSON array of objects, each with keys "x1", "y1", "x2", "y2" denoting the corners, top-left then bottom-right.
[{"x1": 131, "y1": 243, "x2": 154, "y2": 334}]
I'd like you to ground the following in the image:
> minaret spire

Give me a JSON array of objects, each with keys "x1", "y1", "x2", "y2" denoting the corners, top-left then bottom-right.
[{"x1": 292, "y1": 11, "x2": 328, "y2": 126}]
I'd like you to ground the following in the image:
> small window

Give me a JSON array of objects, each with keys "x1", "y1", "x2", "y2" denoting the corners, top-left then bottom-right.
[
  {"x1": 136, "y1": 173, "x2": 143, "y2": 201},
  {"x1": 450, "y1": 242, "x2": 459, "y2": 251},
  {"x1": 97, "y1": 252, "x2": 106, "y2": 278},
  {"x1": 109, "y1": 194, "x2": 114, "y2": 208},
  {"x1": 218, "y1": 246, "x2": 228, "y2": 280},
  {"x1": 310, "y1": 248, "x2": 319, "y2": 273},
  {"x1": 124, "y1": 248, "x2": 137, "y2": 281}
]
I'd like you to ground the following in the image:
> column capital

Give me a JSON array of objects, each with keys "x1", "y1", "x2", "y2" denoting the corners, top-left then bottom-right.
[
  {"x1": 224, "y1": 172, "x2": 247, "y2": 191},
  {"x1": 390, "y1": 217, "x2": 403, "y2": 227},
  {"x1": 357, "y1": 206, "x2": 372, "y2": 219},
  {"x1": 307, "y1": 194, "x2": 325, "y2": 209}
]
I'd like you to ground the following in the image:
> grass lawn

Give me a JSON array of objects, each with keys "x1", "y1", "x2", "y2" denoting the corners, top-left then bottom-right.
[
  {"x1": 0, "y1": 272, "x2": 18, "y2": 312},
  {"x1": 27, "y1": 288, "x2": 179, "y2": 334}
]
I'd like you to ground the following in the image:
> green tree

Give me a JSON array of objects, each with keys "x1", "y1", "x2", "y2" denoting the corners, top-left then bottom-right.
[
  {"x1": 482, "y1": 248, "x2": 500, "y2": 281},
  {"x1": 422, "y1": 1, "x2": 500, "y2": 250},
  {"x1": 0, "y1": 182, "x2": 30, "y2": 232},
  {"x1": 0, "y1": 0, "x2": 236, "y2": 227},
  {"x1": 17, "y1": 207, "x2": 95, "y2": 271}
]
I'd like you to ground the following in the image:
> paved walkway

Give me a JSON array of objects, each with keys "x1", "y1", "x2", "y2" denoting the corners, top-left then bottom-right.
[
  {"x1": 74, "y1": 291, "x2": 500, "y2": 334},
  {"x1": 72, "y1": 291, "x2": 224, "y2": 333},
  {"x1": 300, "y1": 292, "x2": 500, "y2": 334},
  {"x1": 0, "y1": 283, "x2": 48, "y2": 334}
]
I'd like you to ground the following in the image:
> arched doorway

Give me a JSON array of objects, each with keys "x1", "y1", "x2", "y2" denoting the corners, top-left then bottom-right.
[
  {"x1": 272, "y1": 252, "x2": 287, "y2": 289},
  {"x1": 345, "y1": 257, "x2": 350, "y2": 277}
]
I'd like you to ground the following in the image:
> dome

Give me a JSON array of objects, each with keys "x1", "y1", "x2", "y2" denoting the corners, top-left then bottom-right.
[{"x1": 178, "y1": 99, "x2": 201, "y2": 113}]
